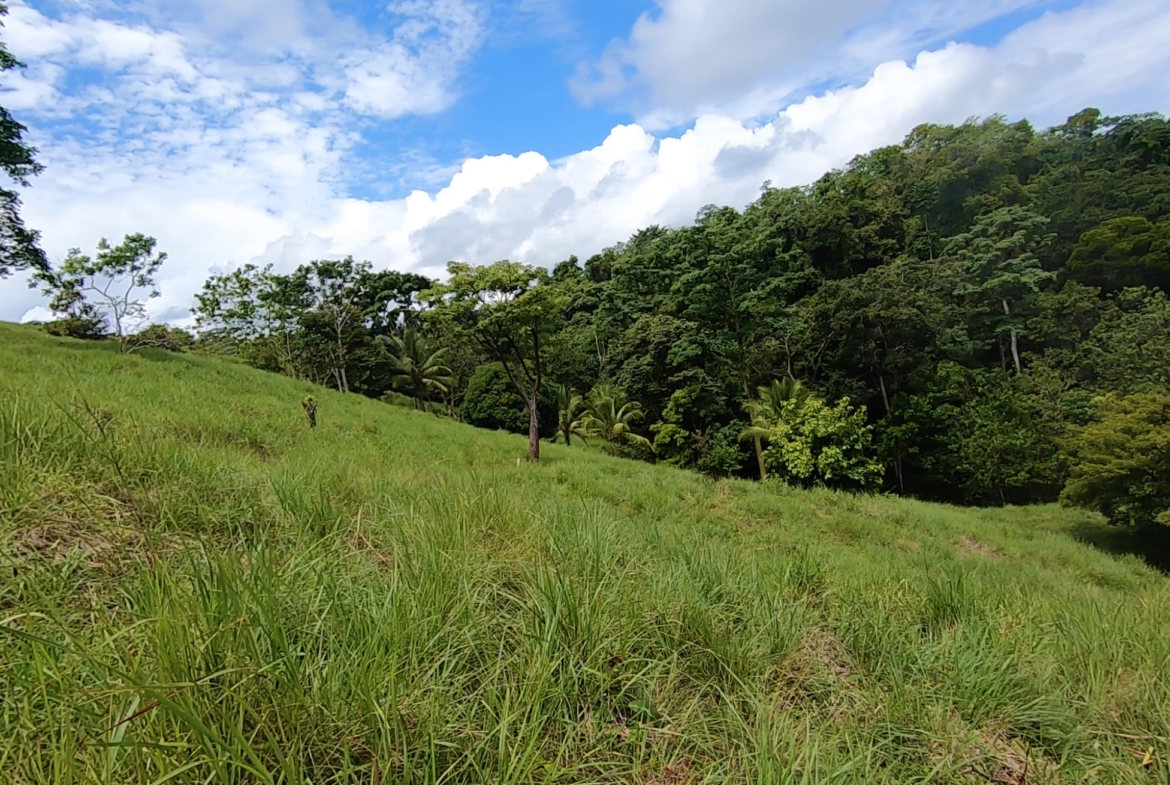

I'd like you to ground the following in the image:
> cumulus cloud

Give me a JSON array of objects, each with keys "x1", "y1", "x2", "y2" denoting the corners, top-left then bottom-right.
[
  {"x1": 2, "y1": 0, "x2": 1170, "y2": 326},
  {"x1": 258, "y1": 0, "x2": 1170, "y2": 281},
  {"x1": 571, "y1": 0, "x2": 1065, "y2": 128}
]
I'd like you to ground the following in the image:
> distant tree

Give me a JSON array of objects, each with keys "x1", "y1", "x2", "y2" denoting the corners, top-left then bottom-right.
[
  {"x1": 553, "y1": 384, "x2": 586, "y2": 446},
  {"x1": 0, "y1": 3, "x2": 48, "y2": 279},
  {"x1": 133, "y1": 323, "x2": 195, "y2": 352},
  {"x1": 948, "y1": 206, "x2": 1057, "y2": 374},
  {"x1": 1062, "y1": 393, "x2": 1170, "y2": 528},
  {"x1": 762, "y1": 396, "x2": 883, "y2": 491},
  {"x1": 739, "y1": 378, "x2": 810, "y2": 479},
  {"x1": 650, "y1": 384, "x2": 737, "y2": 470},
  {"x1": 576, "y1": 385, "x2": 652, "y2": 457},
  {"x1": 43, "y1": 314, "x2": 106, "y2": 341},
  {"x1": 1068, "y1": 216, "x2": 1170, "y2": 293},
  {"x1": 424, "y1": 261, "x2": 568, "y2": 461},
  {"x1": 459, "y1": 362, "x2": 557, "y2": 438},
  {"x1": 293, "y1": 257, "x2": 369, "y2": 394},
  {"x1": 380, "y1": 328, "x2": 454, "y2": 411},
  {"x1": 41, "y1": 234, "x2": 167, "y2": 353}
]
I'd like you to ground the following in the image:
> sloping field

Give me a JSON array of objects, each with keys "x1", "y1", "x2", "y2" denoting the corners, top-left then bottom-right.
[{"x1": 1, "y1": 323, "x2": 1167, "y2": 784}]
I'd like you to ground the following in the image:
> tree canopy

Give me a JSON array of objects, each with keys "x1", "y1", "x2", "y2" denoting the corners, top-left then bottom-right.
[{"x1": 176, "y1": 108, "x2": 1170, "y2": 524}]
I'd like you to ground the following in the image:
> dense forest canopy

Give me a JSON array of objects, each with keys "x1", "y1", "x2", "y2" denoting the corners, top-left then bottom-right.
[{"x1": 39, "y1": 108, "x2": 1170, "y2": 524}]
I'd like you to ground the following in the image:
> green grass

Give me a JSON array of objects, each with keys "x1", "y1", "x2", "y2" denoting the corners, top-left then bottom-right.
[{"x1": 1, "y1": 322, "x2": 1168, "y2": 784}]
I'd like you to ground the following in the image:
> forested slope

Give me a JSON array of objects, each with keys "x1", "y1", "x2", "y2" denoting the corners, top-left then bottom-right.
[{"x1": 184, "y1": 109, "x2": 1170, "y2": 509}]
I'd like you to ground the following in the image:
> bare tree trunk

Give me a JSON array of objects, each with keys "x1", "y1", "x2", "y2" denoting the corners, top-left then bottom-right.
[
  {"x1": 527, "y1": 397, "x2": 540, "y2": 461},
  {"x1": 331, "y1": 319, "x2": 350, "y2": 393},
  {"x1": 1003, "y1": 298, "x2": 1022, "y2": 374}
]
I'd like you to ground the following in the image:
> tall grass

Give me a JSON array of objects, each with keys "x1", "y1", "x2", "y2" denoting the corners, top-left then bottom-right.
[{"x1": 1, "y1": 324, "x2": 1168, "y2": 783}]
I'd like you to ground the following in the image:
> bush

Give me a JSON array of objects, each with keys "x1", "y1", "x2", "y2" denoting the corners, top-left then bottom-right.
[
  {"x1": 695, "y1": 423, "x2": 746, "y2": 477},
  {"x1": 132, "y1": 324, "x2": 195, "y2": 352},
  {"x1": 460, "y1": 363, "x2": 557, "y2": 438},
  {"x1": 1061, "y1": 393, "x2": 1170, "y2": 528},
  {"x1": 43, "y1": 316, "x2": 107, "y2": 341},
  {"x1": 763, "y1": 396, "x2": 883, "y2": 491}
]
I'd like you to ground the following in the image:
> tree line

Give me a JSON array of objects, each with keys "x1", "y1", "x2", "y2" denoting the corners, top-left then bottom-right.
[
  {"x1": 5, "y1": 87, "x2": 1170, "y2": 526},
  {"x1": 185, "y1": 108, "x2": 1170, "y2": 528}
]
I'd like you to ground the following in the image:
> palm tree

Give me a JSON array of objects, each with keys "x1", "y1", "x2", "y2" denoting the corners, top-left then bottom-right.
[
  {"x1": 739, "y1": 378, "x2": 810, "y2": 479},
  {"x1": 553, "y1": 384, "x2": 586, "y2": 446},
  {"x1": 577, "y1": 385, "x2": 652, "y2": 457},
  {"x1": 380, "y1": 329, "x2": 455, "y2": 411}
]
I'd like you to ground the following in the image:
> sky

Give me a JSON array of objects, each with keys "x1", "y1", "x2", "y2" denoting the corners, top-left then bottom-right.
[{"x1": 1, "y1": 0, "x2": 1169, "y2": 324}]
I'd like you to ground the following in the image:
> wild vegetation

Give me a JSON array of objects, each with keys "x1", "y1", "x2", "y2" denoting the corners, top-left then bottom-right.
[
  {"x1": 159, "y1": 109, "x2": 1170, "y2": 529},
  {"x1": 3, "y1": 324, "x2": 1169, "y2": 784},
  {"x1": 4, "y1": 8, "x2": 1170, "y2": 778}
]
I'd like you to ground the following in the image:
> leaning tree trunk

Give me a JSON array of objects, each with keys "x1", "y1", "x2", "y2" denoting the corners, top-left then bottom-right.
[{"x1": 527, "y1": 398, "x2": 541, "y2": 461}]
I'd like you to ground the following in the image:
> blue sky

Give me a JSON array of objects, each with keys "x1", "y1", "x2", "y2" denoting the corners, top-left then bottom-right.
[{"x1": 2, "y1": 0, "x2": 1170, "y2": 323}]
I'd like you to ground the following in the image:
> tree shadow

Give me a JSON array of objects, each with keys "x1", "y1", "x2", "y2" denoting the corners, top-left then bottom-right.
[{"x1": 1068, "y1": 520, "x2": 1170, "y2": 574}]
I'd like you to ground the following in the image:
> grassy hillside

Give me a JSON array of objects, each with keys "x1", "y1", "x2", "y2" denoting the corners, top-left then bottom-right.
[{"x1": 1, "y1": 323, "x2": 1167, "y2": 785}]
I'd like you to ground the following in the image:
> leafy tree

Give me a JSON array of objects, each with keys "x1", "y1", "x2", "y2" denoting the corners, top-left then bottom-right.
[
  {"x1": 695, "y1": 423, "x2": 745, "y2": 478},
  {"x1": 552, "y1": 384, "x2": 586, "y2": 446},
  {"x1": 460, "y1": 362, "x2": 557, "y2": 438},
  {"x1": 576, "y1": 385, "x2": 652, "y2": 457},
  {"x1": 673, "y1": 204, "x2": 813, "y2": 478},
  {"x1": 762, "y1": 396, "x2": 883, "y2": 491},
  {"x1": 948, "y1": 206, "x2": 1057, "y2": 374},
  {"x1": 41, "y1": 234, "x2": 167, "y2": 353},
  {"x1": 650, "y1": 384, "x2": 739, "y2": 471},
  {"x1": 132, "y1": 324, "x2": 195, "y2": 352},
  {"x1": 1069, "y1": 216, "x2": 1170, "y2": 293},
  {"x1": 379, "y1": 328, "x2": 454, "y2": 411},
  {"x1": 0, "y1": 3, "x2": 48, "y2": 278},
  {"x1": 292, "y1": 257, "x2": 370, "y2": 394},
  {"x1": 739, "y1": 379, "x2": 810, "y2": 479},
  {"x1": 1080, "y1": 287, "x2": 1170, "y2": 393},
  {"x1": 1062, "y1": 393, "x2": 1170, "y2": 528},
  {"x1": 193, "y1": 263, "x2": 272, "y2": 345},
  {"x1": 424, "y1": 261, "x2": 568, "y2": 461}
]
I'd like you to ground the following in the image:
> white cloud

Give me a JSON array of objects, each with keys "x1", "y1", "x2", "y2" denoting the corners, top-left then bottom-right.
[
  {"x1": 342, "y1": 0, "x2": 483, "y2": 117},
  {"x1": 572, "y1": 0, "x2": 1064, "y2": 128},
  {"x1": 2, "y1": 0, "x2": 1170, "y2": 327}
]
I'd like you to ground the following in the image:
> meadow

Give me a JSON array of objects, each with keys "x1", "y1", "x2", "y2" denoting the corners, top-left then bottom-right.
[{"x1": 1, "y1": 322, "x2": 1168, "y2": 784}]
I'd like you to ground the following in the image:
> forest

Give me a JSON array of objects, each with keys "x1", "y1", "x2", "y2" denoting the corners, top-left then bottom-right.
[{"x1": 21, "y1": 108, "x2": 1170, "y2": 527}]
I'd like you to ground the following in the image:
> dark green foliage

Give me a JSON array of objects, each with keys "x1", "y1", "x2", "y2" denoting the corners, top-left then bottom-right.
[
  {"x1": 1069, "y1": 216, "x2": 1170, "y2": 292},
  {"x1": 42, "y1": 315, "x2": 107, "y2": 341},
  {"x1": 695, "y1": 423, "x2": 745, "y2": 477},
  {"x1": 133, "y1": 324, "x2": 195, "y2": 352},
  {"x1": 0, "y1": 3, "x2": 48, "y2": 278},
  {"x1": 188, "y1": 108, "x2": 1170, "y2": 508},
  {"x1": 460, "y1": 363, "x2": 556, "y2": 438}
]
